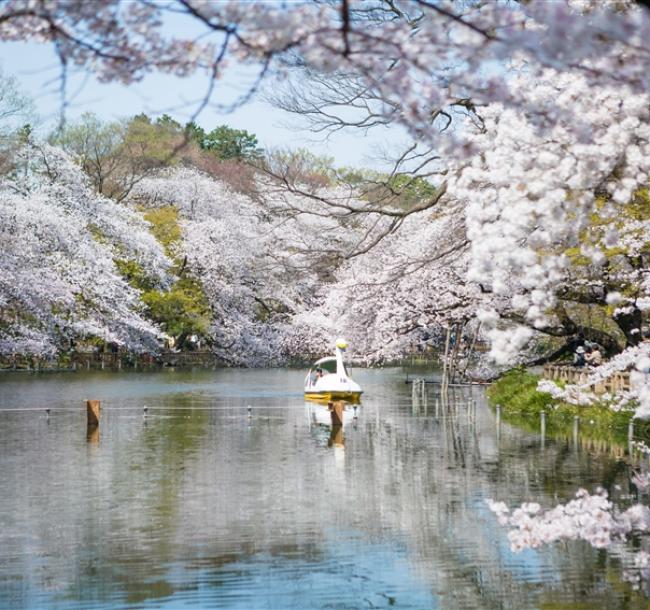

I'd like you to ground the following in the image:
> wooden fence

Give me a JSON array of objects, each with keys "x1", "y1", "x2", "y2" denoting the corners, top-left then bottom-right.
[
  {"x1": 0, "y1": 349, "x2": 220, "y2": 371},
  {"x1": 542, "y1": 364, "x2": 631, "y2": 394}
]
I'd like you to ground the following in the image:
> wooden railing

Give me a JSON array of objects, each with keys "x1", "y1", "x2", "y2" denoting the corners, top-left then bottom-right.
[
  {"x1": 542, "y1": 364, "x2": 631, "y2": 394},
  {"x1": 0, "y1": 349, "x2": 220, "y2": 371}
]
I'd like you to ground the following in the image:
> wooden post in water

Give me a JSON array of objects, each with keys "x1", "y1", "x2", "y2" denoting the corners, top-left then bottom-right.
[
  {"x1": 86, "y1": 400, "x2": 101, "y2": 427},
  {"x1": 628, "y1": 420, "x2": 635, "y2": 456},
  {"x1": 328, "y1": 425, "x2": 344, "y2": 448},
  {"x1": 329, "y1": 401, "x2": 344, "y2": 426},
  {"x1": 441, "y1": 326, "x2": 452, "y2": 394},
  {"x1": 448, "y1": 321, "x2": 464, "y2": 384},
  {"x1": 495, "y1": 404, "x2": 501, "y2": 446},
  {"x1": 87, "y1": 425, "x2": 100, "y2": 444}
]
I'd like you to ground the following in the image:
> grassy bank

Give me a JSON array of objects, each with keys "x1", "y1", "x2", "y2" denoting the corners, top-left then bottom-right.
[{"x1": 487, "y1": 368, "x2": 650, "y2": 445}]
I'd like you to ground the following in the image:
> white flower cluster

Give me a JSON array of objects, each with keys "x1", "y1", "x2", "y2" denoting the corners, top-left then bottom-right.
[
  {"x1": 488, "y1": 488, "x2": 650, "y2": 554},
  {"x1": 536, "y1": 379, "x2": 598, "y2": 406},
  {"x1": 0, "y1": 144, "x2": 172, "y2": 355}
]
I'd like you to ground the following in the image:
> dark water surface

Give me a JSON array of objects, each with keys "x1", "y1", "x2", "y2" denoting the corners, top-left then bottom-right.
[{"x1": 0, "y1": 367, "x2": 647, "y2": 609}]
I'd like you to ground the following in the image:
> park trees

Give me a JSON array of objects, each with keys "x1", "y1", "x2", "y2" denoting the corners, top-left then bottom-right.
[
  {"x1": 131, "y1": 167, "x2": 290, "y2": 364},
  {"x1": 129, "y1": 166, "x2": 375, "y2": 365},
  {"x1": 0, "y1": 142, "x2": 171, "y2": 356},
  {"x1": 50, "y1": 112, "x2": 202, "y2": 201},
  {"x1": 3, "y1": 0, "x2": 650, "y2": 588},
  {"x1": 0, "y1": 0, "x2": 649, "y2": 367},
  {"x1": 200, "y1": 125, "x2": 262, "y2": 161}
]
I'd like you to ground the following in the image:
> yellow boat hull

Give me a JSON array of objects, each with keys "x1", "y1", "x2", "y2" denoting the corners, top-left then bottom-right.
[{"x1": 304, "y1": 391, "x2": 362, "y2": 403}]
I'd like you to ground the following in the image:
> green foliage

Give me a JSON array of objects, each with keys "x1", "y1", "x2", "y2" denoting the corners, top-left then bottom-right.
[
  {"x1": 337, "y1": 167, "x2": 437, "y2": 210},
  {"x1": 122, "y1": 114, "x2": 181, "y2": 170},
  {"x1": 487, "y1": 367, "x2": 556, "y2": 416},
  {"x1": 114, "y1": 258, "x2": 157, "y2": 292},
  {"x1": 488, "y1": 368, "x2": 650, "y2": 445},
  {"x1": 385, "y1": 174, "x2": 437, "y2": 207},
  {"x1": 155, "y1": 114, "x2": 182, "y2": 131},
  {"x1": 139, "y1": 203, "x2": 210, "y2": 345},
  {"x1": 143, "y1": 206, "x2": 182, "y2": 258},
  {"x1": 184, "y1": 121, "x2": 206, "y2": 146},
  {"x1": 201, "y1": 125, "x2": 262, "y2": 160},
  {"x1": 142, "y1": 278, "x2": 211, "y2": 344},
  {"x1": 17, "y1": 123, "x2": 32, "y2": 144}
]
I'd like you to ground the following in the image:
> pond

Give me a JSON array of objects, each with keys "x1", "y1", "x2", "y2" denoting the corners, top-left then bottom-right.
[{"x1": 0, "y1": 366, "x2": 647, "y2": 609}]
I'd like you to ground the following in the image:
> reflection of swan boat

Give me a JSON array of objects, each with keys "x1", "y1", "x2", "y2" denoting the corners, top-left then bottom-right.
[{"x1": 304, "y1": 339, "x2": 363, "y2": 402}]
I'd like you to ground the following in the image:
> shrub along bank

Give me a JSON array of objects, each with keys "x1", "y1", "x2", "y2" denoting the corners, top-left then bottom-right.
[{"x1": 487, "y1": 368, "x2": 650, "y2": 445}]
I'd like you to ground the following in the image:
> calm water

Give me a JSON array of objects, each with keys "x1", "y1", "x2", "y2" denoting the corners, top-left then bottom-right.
[{"x1": 0, "y1": 367, "x2": 647, "y2": 609}]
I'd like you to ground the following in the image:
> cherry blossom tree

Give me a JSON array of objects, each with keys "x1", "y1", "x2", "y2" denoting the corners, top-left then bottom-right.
[
  {"x1": 488, "y1": 486, "x2": 650, "y2": 589},
  {"x1": 130, "y1": 166, "x2": 382, "y2": 365},
  {"x1": 2, "y1": 1, "x2": 649, "y2": 362},
  {"x1": 0, "y1": 142, "x2": 171, "y2": 356}
]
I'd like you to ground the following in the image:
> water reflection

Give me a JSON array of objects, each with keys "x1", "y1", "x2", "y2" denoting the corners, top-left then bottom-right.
[
  {"x1": 327, "y1": 425, "x2": 344, "y2": 449},
  {"x1": 86, "y1": 424, "x2": 99, "y2": 444},
  {"x1": 0, "y1": 367, "x2": 647, "y2": 609}
]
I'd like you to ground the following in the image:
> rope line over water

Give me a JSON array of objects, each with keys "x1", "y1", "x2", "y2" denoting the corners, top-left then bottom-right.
[{"x1": 0, "y1": 404, "x2": 317, "y2": 413}]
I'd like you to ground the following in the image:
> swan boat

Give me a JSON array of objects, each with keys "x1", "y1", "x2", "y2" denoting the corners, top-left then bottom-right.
[{"x1": 303, "y1": 339, "x2": 363, "y2": 402}]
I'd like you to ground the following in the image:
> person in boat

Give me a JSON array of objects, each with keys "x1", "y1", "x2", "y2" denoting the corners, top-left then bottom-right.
[
  {"x1": 585, "y1": 345, "x2": 603, "y2": 367},
  {"x1": 311, "y1": 367, "x2": 324, "y2": 385}
]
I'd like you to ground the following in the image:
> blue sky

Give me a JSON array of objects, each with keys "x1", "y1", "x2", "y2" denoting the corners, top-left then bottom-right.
[{"x1": 0, "y1": 38, "x2": 405, "y2": 170}]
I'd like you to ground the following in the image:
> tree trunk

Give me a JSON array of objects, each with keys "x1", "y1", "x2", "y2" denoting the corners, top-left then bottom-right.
[{"x1": 613, "y1": 304, "x2": 643, "y2": 347}]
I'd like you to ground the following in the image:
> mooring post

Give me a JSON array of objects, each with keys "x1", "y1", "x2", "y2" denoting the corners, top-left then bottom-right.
[
  {"x1": 86, "y1": 399, "x2": 101, "y2": 427},
  {"x1": 329, "y1": 401, "x2": 344, "y2": 426},
  {"x1": 495, "y1": 404, "x2": 501, "y2": 446},
  {"x1": 628, "y1": 420, "x2": 635, "y2": 456},
  {"x1": 87, "y1": 425, "x2": 99, "y2": 444},
  {"x1": 441, "y1": 326, "x2": 452, "y2": 393},
  {"x1": 328, "y1": 425, "x2": 344, "y2": 448}
]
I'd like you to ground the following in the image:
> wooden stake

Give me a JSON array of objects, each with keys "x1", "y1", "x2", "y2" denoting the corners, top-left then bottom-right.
[
  {"x1": 86, "y1": 399, "x2": 101, "y2": 427},
  {"x1": 448, "y1": 321, "x2": 463, "y2": 383},
  {"x1": 328, "y1": 425, "x2": 344, "y2": 448},
  {"x1": 87, "y1": 425, "x2": 99, "y2": 444},
  {"x1": 442, "y1": 326, "x2": 452, "y2": 393},
  {"x1": 329, "y1": 401, "x2": 344, "y2": 426}
]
